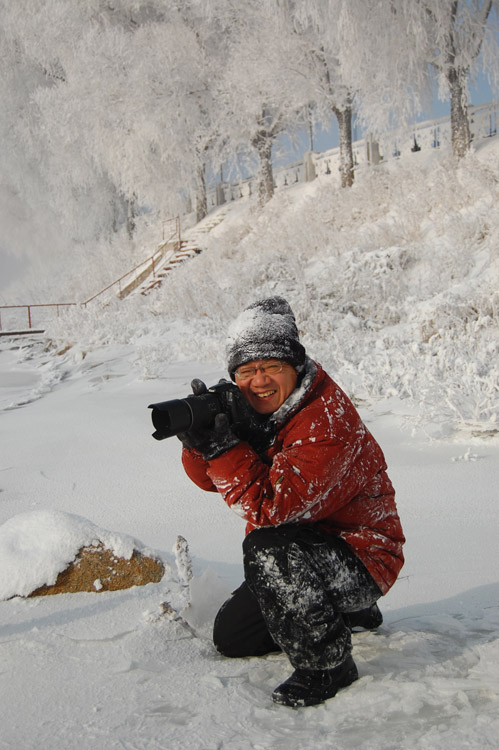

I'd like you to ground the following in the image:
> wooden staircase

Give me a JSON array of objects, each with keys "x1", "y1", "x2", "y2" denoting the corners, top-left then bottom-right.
[
  {"x1": 139, "y1": 240, "x2": 201, "y2": 296},
  {"x1": 0, "y1": 207, "x2": 232, "y2": 333},
  {"x1": 137, "y1": 208, "x2": 229, "y2": 296}
]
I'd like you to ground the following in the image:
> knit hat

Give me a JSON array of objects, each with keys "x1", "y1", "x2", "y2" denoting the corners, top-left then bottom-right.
[{"x1": 226, "y1": 296, "x2": 306, "y2": 380}]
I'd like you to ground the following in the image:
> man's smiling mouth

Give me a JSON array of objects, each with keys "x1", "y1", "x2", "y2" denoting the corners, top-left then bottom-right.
[{"x1": 255, "y1": 389, "x2": 277, "y2": 399}]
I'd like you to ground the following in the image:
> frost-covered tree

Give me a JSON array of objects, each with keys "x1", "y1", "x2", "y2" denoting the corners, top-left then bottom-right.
[
  {"x1": 288, "y1": 0, "x2": 498, "y2": 162},
  {"x1": 2, "y1": 0, "x2": 222, "y2": 241},
  {"x1": 205, "y1": 0, "x2": 311, "y2": 204},
  {"x1": 332, "y1": 1, "x2": 432, "y2": 134},
  {"x1": 173, "y1": 1, "x2": 231, "y2": 221},
  {"x1": 0, "y1": 3, "x2": 82, "y2": 271},
  {"x1": 269, "y1": 1, "x2": 357, "y2": 188},
  {"x1": 307, "y1": 44, "x2": 355, "y2": 188},
  {"x1": 341, "y1": 0, "x2": 498, "y2": 158},
  {"x1": 2, "y1": 2, "x2": 144, "y2": 244},
  {"x1": 421, "y1": 0, "x2": 497, "y2": 158},
  {"x1": 3, "y1": 0, "x2": 497, "y2": 279}
]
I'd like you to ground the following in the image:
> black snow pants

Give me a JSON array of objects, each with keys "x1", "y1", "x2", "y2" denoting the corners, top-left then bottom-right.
[{"x1": 213, "y1": 524, "x2": 382, "y2": 671}]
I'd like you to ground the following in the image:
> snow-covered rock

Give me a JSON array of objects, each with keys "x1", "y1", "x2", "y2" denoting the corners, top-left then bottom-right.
[{"x1": 0, "y1": 510, "x2": 166, "y2": 600}]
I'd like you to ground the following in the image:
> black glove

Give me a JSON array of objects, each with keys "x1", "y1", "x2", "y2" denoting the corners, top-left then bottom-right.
[
  {"x1": 204, "y1": 379, "x2": 276, "y2": 455},
  {"x1": 218, "y1": 378, "x2": 277, "y2": 454},
  {"x1": 177, "y1": 379, "x2": 240, "y2": 460}
]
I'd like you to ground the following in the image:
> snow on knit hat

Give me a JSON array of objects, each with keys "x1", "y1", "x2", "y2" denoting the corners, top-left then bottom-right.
[{"x1": 226, "y1": 296, "x2": 306, "y2": 380}]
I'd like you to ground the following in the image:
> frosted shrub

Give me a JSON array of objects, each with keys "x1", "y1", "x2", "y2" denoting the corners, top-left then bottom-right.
[
  {"x1": 412, "y1": 295, "x2": 499, "y2": 436},
  {"x1": 415, "y1": 354, "x2": 498, "y2": 438}
]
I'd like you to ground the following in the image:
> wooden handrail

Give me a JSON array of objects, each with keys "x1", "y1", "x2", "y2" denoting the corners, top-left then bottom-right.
[
  {"x1": 0, "y1": 216, "x2": 182, "y2": 332},
  {"x1": 81, "y1": 249, "x2": 165, "y2": 306},
  {"x1": 82, "y1": 216, "x2": 181, "y2": 306}
]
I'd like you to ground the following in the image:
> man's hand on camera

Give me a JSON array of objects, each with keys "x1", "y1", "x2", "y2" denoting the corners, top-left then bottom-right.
[
  {"x1": 220, "y1": 379, "x2": 277, "y2": 454},
  {"x1": 190, "y1": 378, "x2": 209, "y2": 397},
  {"x1": 177, "y1": 379, "x2": 240, "y2": 460}
]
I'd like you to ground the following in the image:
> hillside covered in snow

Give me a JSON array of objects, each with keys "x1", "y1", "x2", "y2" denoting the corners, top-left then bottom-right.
[{"x1": 33, "y1": 137, "x2": 499, "y2": 441}]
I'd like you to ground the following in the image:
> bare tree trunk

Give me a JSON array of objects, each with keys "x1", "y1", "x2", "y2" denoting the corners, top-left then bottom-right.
[
  {"x1": 333, "y1": 104, "x2": 354, "y2": 188},
  {"x1": 442, "y1": 2, "x2": 471, "y2": 159},
  {"x1": 195, "y1": 162, "x2": 207, "y2": 223},
  {"x1": 126, "y1": 194, "x2": 137, "y2": 239},
  {"x1": 311, "y1": 47, "x2": 355, "y2": 188},
  {"x1": 436, "y1": 0, "x2": 492, "y2": 159},
  {"x1": 252, "y1": 131, "x2": 274, "y2": 205},
  {"x1": 447, "y1": 65, "x2": 471, "y2": 158}
]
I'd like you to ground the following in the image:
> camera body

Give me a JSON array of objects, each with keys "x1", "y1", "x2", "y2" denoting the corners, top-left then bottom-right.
[{"x1": 149, "y1": 381, "x2": 241, "y2": 440}]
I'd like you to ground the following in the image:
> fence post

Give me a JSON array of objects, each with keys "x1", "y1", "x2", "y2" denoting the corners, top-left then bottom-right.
[{"x1": 27, "y1": 306, "x2": 32, "y2": 329}]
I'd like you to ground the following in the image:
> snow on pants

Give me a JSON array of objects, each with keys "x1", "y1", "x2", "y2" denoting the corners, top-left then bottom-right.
[{"x1": 213, "y1": 524, "x2": 382, "y2": 671}]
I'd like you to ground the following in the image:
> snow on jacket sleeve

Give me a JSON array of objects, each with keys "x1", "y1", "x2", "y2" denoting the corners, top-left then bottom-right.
[{"x1": 181, "y1": 446, "x2": 218, "y2": 493}]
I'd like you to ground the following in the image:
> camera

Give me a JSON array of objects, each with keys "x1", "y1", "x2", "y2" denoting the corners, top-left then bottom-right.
[{"x1": 149, "y1": 381, "x2": 241, "y2": 440}]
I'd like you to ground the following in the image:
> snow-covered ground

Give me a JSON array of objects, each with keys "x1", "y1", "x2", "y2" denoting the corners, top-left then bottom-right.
[
  {"x1": 1, "y1": 336, "x2": 498, "y2": 749},
  {"x1": 1, "y1": 140, "x2": 498, "y2": 748}
]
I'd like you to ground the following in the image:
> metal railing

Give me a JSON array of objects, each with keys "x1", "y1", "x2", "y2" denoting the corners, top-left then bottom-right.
[
  {"x1": 0, "y1": 303, "x2": 77, "y2": 332},
  {"x1": 82, "y1": 216, "x2": 181, "y2": 306},
  {"x1": 162, "y1": 215, "x2": 181, "y2": 243},
  {"x1": 0, "y1": 216, "x2": 181, "y2": 333}
]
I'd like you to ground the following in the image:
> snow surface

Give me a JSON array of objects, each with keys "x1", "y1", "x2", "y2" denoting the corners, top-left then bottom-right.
[{"x1": 1, "y1": 142, "x2": 499, "y2": 748}]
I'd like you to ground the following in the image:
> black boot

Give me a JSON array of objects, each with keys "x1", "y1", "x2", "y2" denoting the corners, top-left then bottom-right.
[
  {"x1": 272, "y1": 655, "x2": 359, "y2": 707},
  {"x1": 343, "y1": 603, "x2": 383, "y2": 631}
]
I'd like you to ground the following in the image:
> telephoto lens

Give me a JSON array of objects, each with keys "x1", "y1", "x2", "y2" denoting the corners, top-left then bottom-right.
[{"x1": 149, "y1": 391, "x2": 223, "y2": 440}]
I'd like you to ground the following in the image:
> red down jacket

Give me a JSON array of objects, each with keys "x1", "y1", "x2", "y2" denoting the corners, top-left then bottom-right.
[{"x1": 182, "y1": 361, "x2": 405, "y2": 594}]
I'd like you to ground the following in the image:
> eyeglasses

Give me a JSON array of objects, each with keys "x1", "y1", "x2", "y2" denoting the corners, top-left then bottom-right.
[{"x1": 234, "y1": 361, "x2": 286, "y2": 380}]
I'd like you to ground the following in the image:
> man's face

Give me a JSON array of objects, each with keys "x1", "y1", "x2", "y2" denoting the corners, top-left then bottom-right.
[{"x1": 235, "y1": 359, "x2": 298, "y2": 414}]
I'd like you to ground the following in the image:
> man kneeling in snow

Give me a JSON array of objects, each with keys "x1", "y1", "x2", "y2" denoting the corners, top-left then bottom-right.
[{"x1": 179, "y1": 297, "x2": 405, "y2": 707}]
